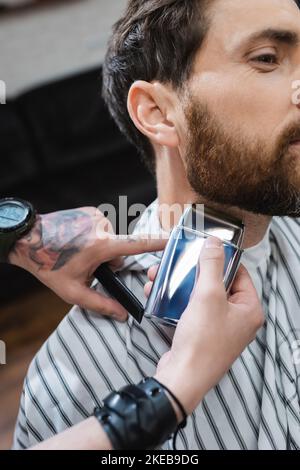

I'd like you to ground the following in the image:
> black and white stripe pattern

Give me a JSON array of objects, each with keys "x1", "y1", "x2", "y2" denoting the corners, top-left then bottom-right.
[{"x1": 12, "y1": 201, "x2": 300, "y2": 449}]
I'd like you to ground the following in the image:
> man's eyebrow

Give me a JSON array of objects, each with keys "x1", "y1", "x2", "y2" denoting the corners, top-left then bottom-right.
[{"x1": 236, "y1": 28, "x2": 300, "y2": 51}]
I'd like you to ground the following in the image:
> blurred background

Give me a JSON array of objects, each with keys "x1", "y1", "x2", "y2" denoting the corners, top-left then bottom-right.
[{"x1": 0, "y1": 0, "x2": 156, "y2": 449}]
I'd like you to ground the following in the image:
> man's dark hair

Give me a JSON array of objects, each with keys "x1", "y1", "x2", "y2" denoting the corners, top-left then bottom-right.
[{"x1": 102, "y1": 0, "x2": 212, "y2": 174}]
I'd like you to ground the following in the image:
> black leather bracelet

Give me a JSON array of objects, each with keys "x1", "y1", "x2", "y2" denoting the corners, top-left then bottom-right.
[{"x1": 94, "y1": 377, "x2": 184, "y2": 450}]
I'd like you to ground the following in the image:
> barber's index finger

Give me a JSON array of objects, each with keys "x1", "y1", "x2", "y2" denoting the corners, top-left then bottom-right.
[{"x1": 108, "y1": 234, "x2": 168, "y2": 257}]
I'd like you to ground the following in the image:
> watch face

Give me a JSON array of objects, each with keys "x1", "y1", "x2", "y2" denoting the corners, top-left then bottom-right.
[{"x1": 0, "y1": 199, "x2": 31, "y2": 232}]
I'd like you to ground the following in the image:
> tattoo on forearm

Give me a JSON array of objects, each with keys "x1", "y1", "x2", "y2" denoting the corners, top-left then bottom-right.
[{"x1": 12, "y1": 210, "x2": 93, "y2": 271}]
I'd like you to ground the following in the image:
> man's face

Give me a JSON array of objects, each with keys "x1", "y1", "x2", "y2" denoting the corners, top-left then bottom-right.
[{"x1": 179, "y1": 0, "x2": 300, "y2": 216}]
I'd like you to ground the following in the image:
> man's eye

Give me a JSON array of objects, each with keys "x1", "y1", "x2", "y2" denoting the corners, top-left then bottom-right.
[{"x1": 252, "y1": 54, "x2": 278, "y2": 65}]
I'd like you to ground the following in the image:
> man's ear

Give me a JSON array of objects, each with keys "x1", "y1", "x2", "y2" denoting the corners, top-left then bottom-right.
[{"x1": 127, "y1": 80, "x2": 179, "y2": 148}]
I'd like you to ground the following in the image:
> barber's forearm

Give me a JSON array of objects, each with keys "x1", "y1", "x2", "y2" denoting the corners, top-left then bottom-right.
[
  {"x1": 31, "y1": 417, "x2": 113, "y2": 450},
  {"x1": 31, "y1": 389, "x2": 183, "y2": 451},
  {"x1": 31, "y1": 372, "x2": 186, "y2": 451},
  {"x1": 154, "y1": 366, "x2": 205, "y2": 419}
]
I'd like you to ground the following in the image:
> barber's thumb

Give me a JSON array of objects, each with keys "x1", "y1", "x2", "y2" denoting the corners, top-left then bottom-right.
[{"x1": 194, "y1": 237, "x2": 225, "y2": 298}]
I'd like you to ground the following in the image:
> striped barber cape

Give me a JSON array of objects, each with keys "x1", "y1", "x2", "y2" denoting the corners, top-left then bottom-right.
[{"x1": 13, "y1": 200, "x2": 300, "y2": 450}]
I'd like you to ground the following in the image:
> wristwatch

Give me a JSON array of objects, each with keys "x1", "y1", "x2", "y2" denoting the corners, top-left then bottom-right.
[{"x1": 0, "y1": 198, "x2": 36, "y2": 263}]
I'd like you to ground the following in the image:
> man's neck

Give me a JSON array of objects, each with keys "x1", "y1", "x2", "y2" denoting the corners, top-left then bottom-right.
[{"x1": 156, "y1": 149, "x2": 272, "y2": 249}]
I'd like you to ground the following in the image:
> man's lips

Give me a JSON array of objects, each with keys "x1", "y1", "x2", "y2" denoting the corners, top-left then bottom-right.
[{"x1": 289, "y1": 139, "x2": 300, "y2": 146}]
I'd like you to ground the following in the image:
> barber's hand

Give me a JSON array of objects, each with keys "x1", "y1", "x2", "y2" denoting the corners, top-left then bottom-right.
[
  {"x1": 148, "y1": 236, "x2": 264, "y2": 417},
  {"x1": 9, "y1": 207, "x2": 166, "y2": 321}
]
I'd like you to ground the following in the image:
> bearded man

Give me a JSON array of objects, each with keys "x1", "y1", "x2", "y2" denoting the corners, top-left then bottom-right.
[{"x1": 13, "y1": 0, "x2": 300, "y2": 450}]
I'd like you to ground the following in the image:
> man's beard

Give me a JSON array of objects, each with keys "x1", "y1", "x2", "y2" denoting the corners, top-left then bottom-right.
[{"x1": 184, "y1": 98, "x2": 300, "y2": 217}]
